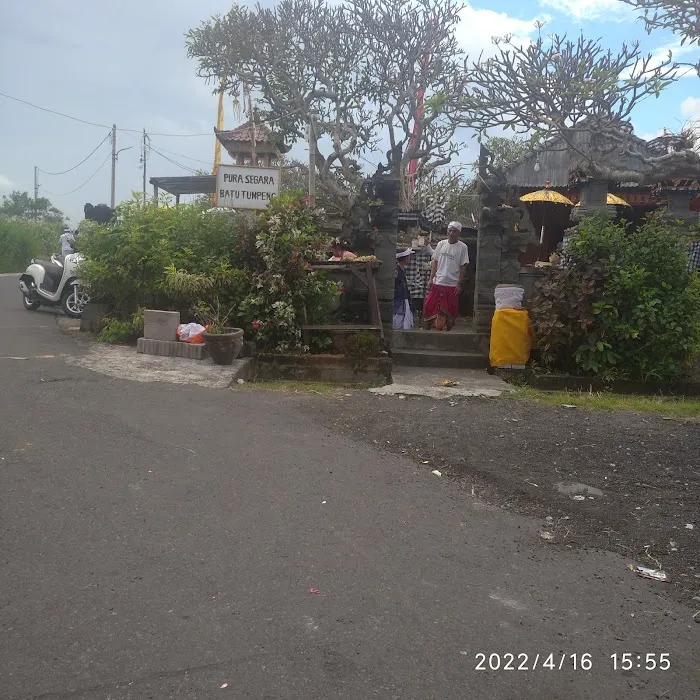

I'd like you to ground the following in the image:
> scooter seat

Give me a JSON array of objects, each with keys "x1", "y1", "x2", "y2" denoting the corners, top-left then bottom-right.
[{"x1": 41, "y1": 263, "x2": 65, "y2": 280}]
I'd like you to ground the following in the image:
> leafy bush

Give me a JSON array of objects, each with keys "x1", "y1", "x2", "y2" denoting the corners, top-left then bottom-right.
[
  {"x1": 531, "y1": 215, "x2": 700, "y2": 381},
  {"x1": 87, "y1": 194, "x2": 338, "y2": 353},
  {"x1": 235, "y1": 195, "x2": 337, "y2": 351},
  {"x1": 0, "y1": 218, "x2": 61, "y2": 272},
  {"x1": 79, "y1": 200, "x2": 244, "y2": 315},
  {"x1": 99, "y1": 318, "x2": 139, "y2": 344},
  {"x1": 344, "y1": 331, "x2": 381, "y2": 370}
]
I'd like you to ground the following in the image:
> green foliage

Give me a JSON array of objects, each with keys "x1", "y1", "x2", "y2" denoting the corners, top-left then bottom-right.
[
  {"x1": 0, "y1": 218, "x2": 61, "y2": 272},
  {"x1": 0, "y1": 190, "x2": 63, "y2": 221},
  {"x1": 484, "y1": 135, "x2": 533, "y2": 170},
  {"x1": 98, "y1": 318, "x2": 139, "y2": 344},
  {"x1": 79, "y1": 199, "x2": 244, "y2": 315},
  {"x1": 531, "y1": 215, "x2": 700, "y2": 381},
  {"x1": 344, "y1": 331, "x2": 381, "y2": 370},
  {"x1": 237, "y1": 194, "x2": 336, "y2": 352},
  {"x1": 82, "y1": 193, "x2": 337, "y2": 353}
]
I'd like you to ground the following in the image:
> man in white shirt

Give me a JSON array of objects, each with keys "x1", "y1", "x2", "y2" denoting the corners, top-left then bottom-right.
[
  {"x1": 59, "y1": 225, "x2": 75, "y2": 258},
  {"x1": 423, "y1": 221, "x2": 469, "y2": 331}
]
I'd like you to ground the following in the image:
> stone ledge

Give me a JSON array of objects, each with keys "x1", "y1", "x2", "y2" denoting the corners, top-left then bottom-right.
[{"x1": 137, "y1": 337, "x2": 208, "y2": 360}]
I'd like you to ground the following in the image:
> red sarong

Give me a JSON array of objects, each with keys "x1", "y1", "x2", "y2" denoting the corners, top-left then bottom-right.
[{"x1": 424, "y1": 284, "x2": 459, "y2": 322}]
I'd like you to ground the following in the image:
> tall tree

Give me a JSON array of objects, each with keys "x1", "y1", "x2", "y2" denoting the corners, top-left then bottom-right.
[
  {"x1": 187, "y1": 0, "x2": 471, "y2": 211},
  {"x1": 621, "y1": 1, "x2": 699, "y2": 74},
  {"x1": 0, "y1": 191, "x2": 63, "y2": 222},
  {"x1": 483, "y1": 135, "x2": 532, "y2": 171},
  {"x1": 621, "y1": 1, "x2": 699, "y2": 44},
  {"x1": 462, "y1": 30, "x2": 699, "y2": 183}
]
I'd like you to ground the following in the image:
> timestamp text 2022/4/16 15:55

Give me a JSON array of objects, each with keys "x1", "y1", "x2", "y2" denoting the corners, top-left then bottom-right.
[{"x1": 473, "y1": 653, "x2": 671, "y2": 672}]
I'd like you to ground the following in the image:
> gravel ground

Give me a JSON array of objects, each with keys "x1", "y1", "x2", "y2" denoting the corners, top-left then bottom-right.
[{"x1": 302, "y1": 391, "x2": 700, "y2": 608}]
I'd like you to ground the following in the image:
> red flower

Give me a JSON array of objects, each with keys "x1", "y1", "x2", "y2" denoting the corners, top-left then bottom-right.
[
  {"x1": 252, "y1": 320, "x2": 261, "y2": 330},
  {"x1": 338, "y1": 286, "x2": 346, "y2": 294}
]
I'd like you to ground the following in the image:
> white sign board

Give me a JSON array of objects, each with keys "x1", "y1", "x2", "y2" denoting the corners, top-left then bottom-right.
[{"x1": 215, "y1": 165, "x2": 281, "y2": 210}]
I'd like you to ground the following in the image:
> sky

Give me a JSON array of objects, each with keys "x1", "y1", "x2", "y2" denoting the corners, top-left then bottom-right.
[{"x1": 1, "y1": 0, "x2": 699, "y2": 223}]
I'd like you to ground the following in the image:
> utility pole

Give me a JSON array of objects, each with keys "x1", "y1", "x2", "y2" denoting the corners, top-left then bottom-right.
[
  {"x1": 308, "y1": 111, "x2": 316, "y2": 208},
  {"x1": 141, "y1": 129, "x2": 149, "y2": 205},
  {"x1": 33, "y1": 166, "x2": 39, "y2": 205},
  {"x1": 110, "y1": 124, "x2": 117, "y2": 208}
]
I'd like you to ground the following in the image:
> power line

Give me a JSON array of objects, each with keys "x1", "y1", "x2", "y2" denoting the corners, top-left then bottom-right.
[
  {"x1": 147, "y1": 142, "x2": 211, "y2": 166},
  {"x1": 149, "y1": 146, "x2": 199, "y2": 174},
  {"x1": 0, "y1": 90, "x2": 212, "y2": 137},
  {"x1": 43, "y1": 153, "x2": 112, "y2": 197},
  {"x1": 38, "y1": 131, "x2": 112, "y2": 176}
]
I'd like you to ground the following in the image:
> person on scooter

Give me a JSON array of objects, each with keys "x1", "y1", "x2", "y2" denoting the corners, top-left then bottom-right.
[{"x1": 59, "y1": 225, "x2": 75, "y2": 260}]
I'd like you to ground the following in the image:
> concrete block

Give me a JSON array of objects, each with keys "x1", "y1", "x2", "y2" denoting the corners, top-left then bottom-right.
[
  {"x1": 137, "y1": 337, "x2": 208, "y2": 360},
  {"x1": 80, "y1": 303, "x2": 108, "y2": 332},
  {"x1": 143, "y1": 309, "x2": 180, "y2": 341}
]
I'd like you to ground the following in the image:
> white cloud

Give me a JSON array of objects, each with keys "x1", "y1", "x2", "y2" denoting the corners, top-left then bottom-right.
[
  {"x1": 681, "y1": 96, "x2": 700, "y2": 121},
  {"x1": 638, "y1": 128, "x2": 664, "y2": 142},
  {"x1": 0, "y1": 174, "x2": 14, "y2": 193},
  {"x1": 457, "y1": 3, "x2": 544, "y2": 57},
  {"x1": 539, "y1": 0, "x2": 629, "y2": 21}
]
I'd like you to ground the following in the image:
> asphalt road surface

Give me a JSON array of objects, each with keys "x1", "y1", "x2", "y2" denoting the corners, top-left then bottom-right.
[{"x1": 1, "y1": 274, "x2": 698, "y2": 700}]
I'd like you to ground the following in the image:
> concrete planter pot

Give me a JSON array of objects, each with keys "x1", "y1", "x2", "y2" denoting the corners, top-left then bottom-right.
[{"x1": 203, "y1": 328, "x2": 244, "y2": 365}]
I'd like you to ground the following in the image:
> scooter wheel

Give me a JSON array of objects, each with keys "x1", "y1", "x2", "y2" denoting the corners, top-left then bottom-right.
[
  {"x1": 61, "y1": 286, "x2": 89, "y2": 318},
  {"x1": 22, "y1": 295, "x2": 40, "y2": 311}
]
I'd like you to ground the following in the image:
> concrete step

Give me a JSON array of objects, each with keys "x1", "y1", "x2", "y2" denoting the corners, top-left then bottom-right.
[
  {"x1": 391, "y1": 348, "x2": 488, "y2": 369},
  {"x1": 391, "y1": 329, "x2": 484, "y2": 353}
]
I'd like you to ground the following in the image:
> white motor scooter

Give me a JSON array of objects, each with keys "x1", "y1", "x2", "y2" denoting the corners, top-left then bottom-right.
[{"x1": 19, "y1": 252, "x2": 90, "y2": 318}]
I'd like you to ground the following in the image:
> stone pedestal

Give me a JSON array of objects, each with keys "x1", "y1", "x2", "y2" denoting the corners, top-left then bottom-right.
[
  {"x1": 571, "y1": 179, "x2": 611, "y2": 221},
  {"x1": 143, "y1": 310, "x2": 180, "y2": 341},
  {"x1": 661, "y1": 190, "x2": 699, "y2": 229},
  {"x1": 372, "y1": 177, "x2": 400, "y2": 324}
]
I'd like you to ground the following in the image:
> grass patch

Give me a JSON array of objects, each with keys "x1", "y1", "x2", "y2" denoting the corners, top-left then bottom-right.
[
  {"x1": 234, "y1": 378, "x2": 359, "y2": 396},
  {"x1": 508, "y1": 387, "x2": 700, "y2": 422}
]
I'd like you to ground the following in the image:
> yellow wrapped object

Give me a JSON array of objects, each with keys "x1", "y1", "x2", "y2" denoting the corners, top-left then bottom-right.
[{"x1": 489, "y1": 308, "x2": 534, "y2": 368}]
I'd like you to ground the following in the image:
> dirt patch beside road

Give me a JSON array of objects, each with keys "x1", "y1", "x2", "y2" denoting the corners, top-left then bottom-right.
[{"x1": 302, "y1": 391, "x2": 700, "y2": 607}]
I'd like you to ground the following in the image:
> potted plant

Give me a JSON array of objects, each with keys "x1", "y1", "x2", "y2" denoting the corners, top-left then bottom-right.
[{"x1": 195, "y1": 301, "x2": 244, "y2": 365}]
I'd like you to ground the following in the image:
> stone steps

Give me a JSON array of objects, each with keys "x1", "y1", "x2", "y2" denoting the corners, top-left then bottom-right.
[
  {"x1": 391, "y1": 348, "x2": 487, "y2": 369},
  {"x1": 391, "y1": 328, "x2": 484, "y2": 353}
]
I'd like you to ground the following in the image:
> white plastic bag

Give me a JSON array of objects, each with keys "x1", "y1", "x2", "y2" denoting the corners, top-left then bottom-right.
[
  {"x1": 177, "y1": 323, "x2": 206, "y2": 341},
  {"x1": 494, "y1": 285, "x2": 525, "y2": 310}
]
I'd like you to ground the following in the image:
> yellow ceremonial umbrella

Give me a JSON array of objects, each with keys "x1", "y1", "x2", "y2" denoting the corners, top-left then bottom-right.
[
  {"x1": 574, "y1": 193, "x2": 631, "y2": 207},
  {"x1": 519, "y1": 183, "x2": 574, "y2": 258},
  {"x1": 520, "y1": 189, "x2": 575, "y2": 206}
]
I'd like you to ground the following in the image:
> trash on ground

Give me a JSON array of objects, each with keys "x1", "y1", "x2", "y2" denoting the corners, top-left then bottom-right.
[
  {"x1": 436, "y1": 380, "x2": 459, "y2": 387},
  {"x1": 573, "y1": 495, "x2": 586, "y2": 501},
  {"x1": 322, "y1": 500, "x2": 327, "y2": 504},
  {"x1": 309, "y1": 588, "x2": 321, "y2": 594},
  {"x1": 236, "y1": 378, "x2": 245, "y2": 384},
  {"x1": 670, "y1": 541, "x2": 678, "y2": 552},
  {"x1": 686, "y1": 524, "x2": 695, "y2": 530},
  {"x1": 220, "y1": 683, "x2": 229, "y2": 689},
  {"x1": 398, "y1": 394, "x2": 406, "y2": 400},
  {"x1": 556, "y1": 481, "x2": 604, "y2": 497},
  {"x1": 432, "y1": 469, "x2": 442, "y2": 477},
  {"x1": 421, "y1": 460, "x2": 430, "y2": 464},
  {"x1": 628, "y1": 564, "x2": 669, "y2": 582},
  {"x1": 539, "y1": 530, "x2": 555, "y2": 542},
  {"x1": 561, "y1": 404, "x2": 577, "y2": 409},
  {"x1": 177, "y1": 322, "x2": 206, "y2": 344}
]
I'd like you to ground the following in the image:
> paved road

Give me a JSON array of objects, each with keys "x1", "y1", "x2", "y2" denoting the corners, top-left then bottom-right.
[{"x1": 1, "y1": 274, "x2": 698, "y2": 699}]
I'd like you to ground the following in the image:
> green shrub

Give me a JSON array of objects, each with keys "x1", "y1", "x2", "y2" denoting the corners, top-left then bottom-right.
[
  {"x1": 99, "y1": 318, "x2": 139, "y2": 344},
  {"x1": 0, "y1": 218, "x2": 60, "y2": 272},
  {"x1": 344, "y1": 331, "x2": 381, "y2": 370},
  {"x1": 78, "y1": 200, "x2": 243, "y2": 316},
  {"x1": 80, "y1": 193, "x2": 337, "y2": 354},
  {"x1": 531, "y1": 215, "x2": 700, "y2": 381}
]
